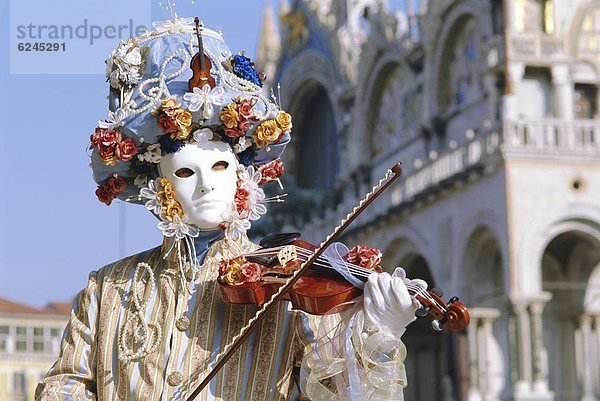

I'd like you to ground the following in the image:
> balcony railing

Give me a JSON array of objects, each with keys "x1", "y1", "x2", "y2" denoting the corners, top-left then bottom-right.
[
  {"x1": 297, "y1": 118, "x2": 599, "y2": 240},
  {"x1": 300, "y1": 130, "x2": 502, "y2": 241},
  {"x1": 503, "y1": 118, "x2": 600, "y2": 155},
  {"x1": 509, "y1": 33, "x2": 563, "y2": 61}
]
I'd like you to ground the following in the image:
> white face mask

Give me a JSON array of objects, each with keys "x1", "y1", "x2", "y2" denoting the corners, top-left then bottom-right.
[{"x1": 159, "y1": 132, "x2": 238, "y2": 230}]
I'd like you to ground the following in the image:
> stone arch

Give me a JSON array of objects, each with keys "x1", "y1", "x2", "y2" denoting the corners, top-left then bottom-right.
[
  {"x1": 278, "y1": 49, "x2": 341, "y2": 189},
  {"x1": 278, "y1": 48, "x2": 341, "y2": 130},
  {"x1": 516, "y1": 202, "x2": 600, "y2": 295},
  {"x1": 423, "y1": 1, "x2": 492, "y2": 121},
  {"x1": 460, "y1": 225, "x2": 508, "y2": 401},
  {"x1": 566, "y1": 0, "x2": 600, "y2": 62},
  {"x1": 352, "y1": 47, "x2": 417, "y2": 162},
  {"x1": 541, "y1": 229, "x2": 600, "y2": 401},
  {"x1": 377, "y1": 223, "x2": 432, "y2": 274},
  {"x1": 461, "y1": 226, "x2": 505, "y2": 307},
  {"x1": 384, "y1": 238, "x2": 449, "y2": 400},
  {"x1": 456, "y1": 210, "x2": 508, "y2": 292},
  {"x1": 366, "y1": 62, "x2": 414, "y2": 158},
  {"x1": 286, "y1": 81, "x2": 339, "y2": 188}
]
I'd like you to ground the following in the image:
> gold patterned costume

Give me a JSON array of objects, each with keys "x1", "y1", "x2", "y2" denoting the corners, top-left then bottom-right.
[{"x1": 36, "y1": 236, "x2": 313, "y2": 401}]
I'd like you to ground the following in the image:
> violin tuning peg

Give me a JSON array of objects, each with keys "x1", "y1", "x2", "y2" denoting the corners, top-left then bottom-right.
[
  {"x1": 431, "y1": 287, "x2": 443, "y2": 297},
  {"x1": 415, "y1": 307, "x2": 428, "y2": 318},
  {"x1": 431, "y1": 320, "x2": 443, "y2": 332},
  {"x1": 448, "y1": 296, "x2": 459, "y2": 304}
]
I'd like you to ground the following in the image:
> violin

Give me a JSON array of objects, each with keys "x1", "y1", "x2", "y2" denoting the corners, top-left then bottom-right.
[
  {"x1": 188, "y1": 17, "x2": 216, "y2": 91},
  {"x1": 186, "y1": 163, "x2": 469, "y2": 400},
  {"x1": 218, "y1": 232, "x2": 470, "y2": 332}
]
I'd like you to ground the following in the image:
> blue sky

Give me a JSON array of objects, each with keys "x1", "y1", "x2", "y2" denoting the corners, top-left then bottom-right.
[{"x1": 0, "y1": 0, "x2": 268, "y2": 307}]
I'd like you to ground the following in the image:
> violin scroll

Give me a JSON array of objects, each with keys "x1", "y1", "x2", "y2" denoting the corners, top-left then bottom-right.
[{"x1": 414, "y1": 289, "x2": 470, "y2": 332}]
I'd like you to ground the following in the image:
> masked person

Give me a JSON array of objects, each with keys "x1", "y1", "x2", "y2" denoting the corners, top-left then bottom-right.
[{"x1": 35, "y1": 18, "x2": 427, "y2": 401}]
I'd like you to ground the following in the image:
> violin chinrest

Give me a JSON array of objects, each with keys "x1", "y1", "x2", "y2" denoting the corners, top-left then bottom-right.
[{"x1": 259, "y1": 232, "x2": 301, "y2": 248}]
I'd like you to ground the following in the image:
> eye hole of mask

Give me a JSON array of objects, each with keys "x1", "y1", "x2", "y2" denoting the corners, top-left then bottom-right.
[
  {"x1": 212, "y1": 161, "x2": 229, "y2": 171},
  {"x1": 174, "y1": 168, "x2": 195, "y2": 178}
]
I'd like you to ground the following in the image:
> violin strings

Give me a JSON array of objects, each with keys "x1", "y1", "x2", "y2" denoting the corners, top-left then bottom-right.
[{"x1": 243, "y1": 245, "x2": 447, "y2": 312}]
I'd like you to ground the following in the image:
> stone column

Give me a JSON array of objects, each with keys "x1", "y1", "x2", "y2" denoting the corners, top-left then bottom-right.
[
  {"x1": 503, "y1": 62, "x2": 525, "y2": 120},
  {"x1": 579, "y1": 315, "x2": 599, "y2": 401},
  {"x1": 550, "y1": 64, "x2": 573, "y2": 120},
  {"x1": 593, "y1": 315, "x2": 600, "y2": 396},
  {"x1": 512, "y1": 300, "x2": 532, "y2": 394},
  {"x1": 468, "y1": 308, "x2": 502, "y2": 401},
  {"x1": 528, "y1": 294, "x2": 551, "y2": 393},
  {"x1": 468, "y1": 318, "x2": 483, "y2": 401}
]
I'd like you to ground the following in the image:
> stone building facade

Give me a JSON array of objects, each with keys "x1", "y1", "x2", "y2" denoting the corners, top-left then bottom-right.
[{"x1": 256, "y1": 1, "x2": 600, "y2": 400}]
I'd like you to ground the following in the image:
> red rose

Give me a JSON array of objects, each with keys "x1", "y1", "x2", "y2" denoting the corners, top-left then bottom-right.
[
  {"x1": 107, "y1": 176, "x2": 127, "y2": 195},
  {"x1": 98, "y1": 143, "x2": 115, "y2": 159},
  {"x1": 90, "y1": 128, "x2": 104, "y2": 146},
  {"x1": 234, "y1": 188, "x2": 250, "y2": 213},
  {"x1": 157, "y1": 113, "x2": 178, "y2": 134},
  {"x1": 101, "y1": 129, "x2": 122, "y2": 146},
  {"x1": 240, "y1": 262, "x2": 261, "y2": 283},
  {"x1": 223, "y1": 126, "x2": 245, "y2": 139},
  {"x1": 115, "y1": 138, "x2": 138, "y2": 161},
  {"x1": 95, "y1": 186, "x2": 115, "y2": 206},
  {"x1": 258, "y1": 159, "x2": 284, "y2": 185},
  {"x1": 346, "y1": 245, "x2": 383, "y2": 270}
]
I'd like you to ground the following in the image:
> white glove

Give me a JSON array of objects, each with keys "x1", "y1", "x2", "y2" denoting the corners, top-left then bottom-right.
[{"x1": 363, "y1": 267, "x2": 428, "y2": 334}]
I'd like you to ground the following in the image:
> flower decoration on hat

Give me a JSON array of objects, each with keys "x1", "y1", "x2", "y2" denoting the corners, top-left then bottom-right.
[
  {"x1": 89, "y1": 17, "x2": 292, "y2": 243},
  {"x1": 105, "y1": 40, "x2": 149, "y2": 90}
]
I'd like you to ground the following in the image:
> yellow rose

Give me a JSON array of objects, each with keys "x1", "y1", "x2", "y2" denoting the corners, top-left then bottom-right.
[
  {"x1": 170, "y1": 109, "x2": 193, "y2": 140},
  {"x1": 161, "y1": 98, "x2": 181, "y2": 110},
  {"x1": 159, "y1": 178, "x2": 173, "y2": 192},
  {"x1": 275, "y1": 111, "x2": 292, "y2": 132},
  {"x1": 175, "y1": 109, "x2": 192, "y2": 128},
  {"x1": 152, "y1": 98, "x2": 182, "y2": 115},
  {"x1": 225, "y1": 269, "x2": 243, "y2": 285},
  {"x1": 157, "y1": 178, "x2": 176, "y2": 203},
  {"x1": 253, "y1": 119, "x2": 281, "y2": 148},
  {"x1": 165, "y1": 202, "x2": 184, "y2": 221},
  {"x1": 219, "y1": 103, "x2": 239, "y2": 129}
]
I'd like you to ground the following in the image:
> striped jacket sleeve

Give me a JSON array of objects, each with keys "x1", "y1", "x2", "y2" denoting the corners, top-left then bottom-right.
[{"x1": 35, "y1": 271, "x2": 100, "y2": 401}]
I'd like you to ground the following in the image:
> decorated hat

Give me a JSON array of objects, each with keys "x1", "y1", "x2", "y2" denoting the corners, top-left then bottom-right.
[{"x1": 89, "y1": 17, "x2": 291, "y2": 208}]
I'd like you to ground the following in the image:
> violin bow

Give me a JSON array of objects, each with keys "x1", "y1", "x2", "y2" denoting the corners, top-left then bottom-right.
[{"x1": 184, "y1": 163, "x2": 403, "y2": 400}]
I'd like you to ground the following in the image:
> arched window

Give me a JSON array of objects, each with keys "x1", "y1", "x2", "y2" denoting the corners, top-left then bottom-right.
[
  {"x1": 291, "y1": 86, "x2": 338, "y2": 189},
  {"x1": 371, "y1": 66, "x2": 410, "y2": 156},
  {"x1": 439, "y1": 17, "x2": 481, "y2": 113}
]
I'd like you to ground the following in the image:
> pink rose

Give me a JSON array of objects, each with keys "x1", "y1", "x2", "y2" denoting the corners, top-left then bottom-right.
[
  {"x1": 234, "y1": 188, "x2": 250, "y2": 213},
  {"x1": 346, "y1": 245, "x2": 383, "y2": 270},
  {"x1": 115, "y1": 138, "x2": 138, "y2": 161},
  {"x1": 218, "y1": 260, "x2": 230, "y2": 278},
  {"x1": 258, "y1": 159, "x2": 284, "y2": 185},
  {"x1": 101, "y1": 129, "x2": 122, "y2": 146},
  {"x1": 240, "y1": 262, "x2": 261, "y2": 283},
  {"x1": 157, "y1": 113, "x2": 178, "y2": 134},
  {"x1": 237, "y1": 99, "x2": 256, "y2": 119}
]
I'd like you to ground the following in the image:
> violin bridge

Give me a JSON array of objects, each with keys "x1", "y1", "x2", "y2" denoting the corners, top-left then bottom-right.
[{"x1": 277, "y1": 245, "x2": 297, "y2": 266}]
